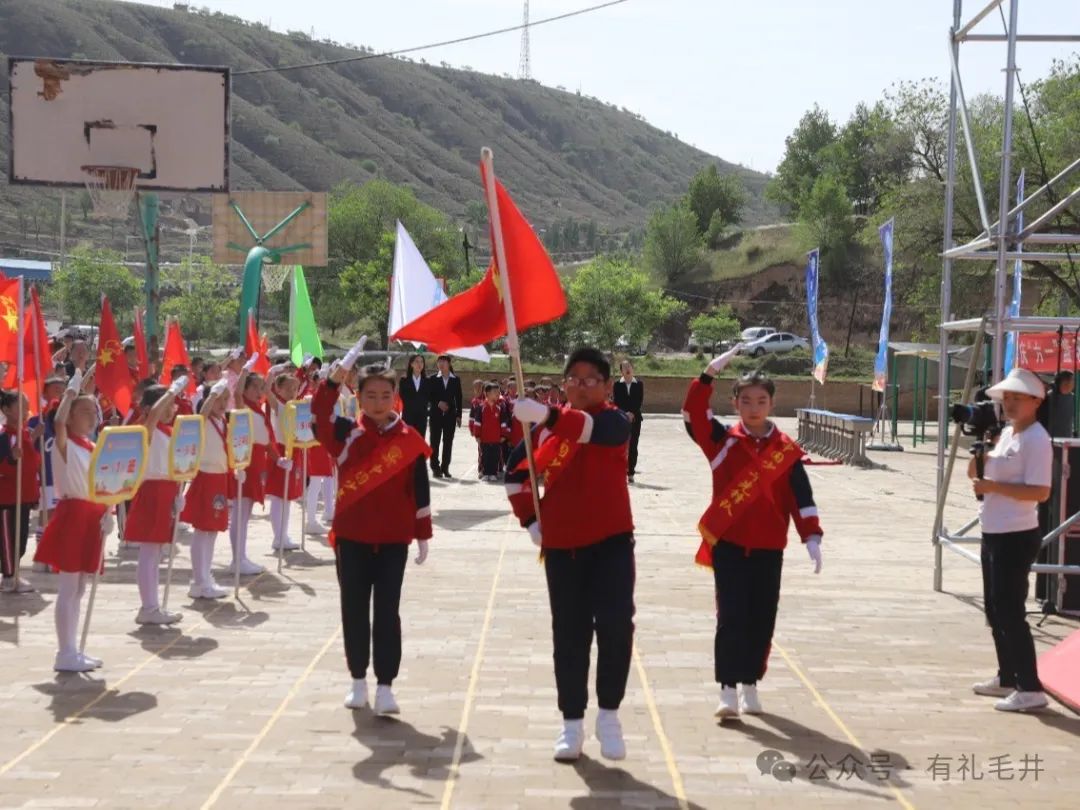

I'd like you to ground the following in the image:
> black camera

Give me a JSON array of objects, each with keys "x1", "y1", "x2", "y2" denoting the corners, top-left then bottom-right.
[{"x1": 950, "y1": 400, "x2": 1003, "y2": 439}]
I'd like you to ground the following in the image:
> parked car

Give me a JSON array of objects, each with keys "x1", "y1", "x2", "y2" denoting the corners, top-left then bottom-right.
[
  {"x1": 615, "y1": 334, "x2": 648, "y2": 355},
  {"x1": 740, "y1": 326, "x2": 777, "y2": 342},
  {"x1": 739, "y1": 332, "x2": 810, "y2": 357}
]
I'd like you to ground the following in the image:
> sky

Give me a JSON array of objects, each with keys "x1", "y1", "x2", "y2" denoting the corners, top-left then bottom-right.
[{"x1": 129, "y1": 0, "x2": 1080, "y2": 173}]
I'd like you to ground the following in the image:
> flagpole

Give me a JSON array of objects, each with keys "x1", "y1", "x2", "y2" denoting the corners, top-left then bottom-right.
[
  {"x1": 480, "y1": 147, "x2": 543, "y2": 529},
  {"x1": 30, "y1": 286, "x2": 49, "y2": 537},
  {"x1": 12, "y1": 277, "x2": 25, "y2": 585}
]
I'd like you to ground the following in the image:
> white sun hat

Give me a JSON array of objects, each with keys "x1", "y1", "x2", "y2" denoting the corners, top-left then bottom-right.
[{"x1": 986, "y1": 367, "x2": 1046, "y2": 400}]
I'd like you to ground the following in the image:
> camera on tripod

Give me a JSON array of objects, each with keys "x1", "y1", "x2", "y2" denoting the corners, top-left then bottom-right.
[{"x1": 950, "y1": 395, "x2": 1004, "y2": 501}]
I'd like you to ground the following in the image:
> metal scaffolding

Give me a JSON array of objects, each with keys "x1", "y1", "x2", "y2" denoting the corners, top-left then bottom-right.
[{"x1": 934, "y1": 0, "x2": 1080, "y2": 597}]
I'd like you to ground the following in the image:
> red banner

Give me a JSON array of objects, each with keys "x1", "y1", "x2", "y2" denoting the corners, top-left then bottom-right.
[{"x1": 1017, "y1": 332, "x2": 1080, "y2": 374}]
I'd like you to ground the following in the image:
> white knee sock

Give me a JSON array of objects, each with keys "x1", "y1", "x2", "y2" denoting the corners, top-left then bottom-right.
[
  {"x1": 136, "y1": 543, "x2": 162, "y2": 610},
  {"x1": 268, "y1": 497, "x2": 290, "y2": 542},
  {"x1": 320, "y1": 476, "x2": 336, "y2": 521},
  {"x1": 229, "y1": 498, "x2": 254, "y2": 563},
  {"x1": 191, "y1": 530, "x2": 216, "y2": 586},
  {"x1": 305, "y1": 480, "x2": 324, "y2": 522},
  {"x1": 55, "y1": 571, "x2": 82, "y2": 657}
]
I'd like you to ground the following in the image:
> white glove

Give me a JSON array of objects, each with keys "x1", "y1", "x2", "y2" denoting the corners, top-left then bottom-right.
[
  {"x1": 169, "y1": 375, "x2": 189, "y2": 395},
  {"x1": 243, "y1": 353, "x2": 260, "y2": 372},
  {"x1": 527, "y1": 521, "x2": 542, "y2": 547},
  {"x1": 268, "y1": 362, "x2": 290, "y2": 376},
  {"x1": 210, "y1": 379, "x2": 229, "y2": 397},
  {"x1": 67, "y1": 369, "x2": 83, "y2": 394},
  {"x1": 229, "y1": 346, "x2": 245, "y2": 361},
  {"x1": 100, "y1": 510, "x2": 116, "y2": 539},
  {"x1": 513, "y1": 398, "x2": 550, "y2": 425},
  {"x1": 806, "y1": 537, "x2": 823, "y2": 574},
  {"x1": 414, "y1": 539, "x2": 429, "y2": 565},
  {"x1": 276, "y1": 457, "x2": 293, "y2": 470},
  {"x1": 318, "y1": 366, "x2": 331, "y2": 381},
  {"x1": 707, "y1": 345, "x2": 743, "y2": 376},
  {"x1": 302, "y1": 353, "x2": 314, "y2": 367},
  {"x1": 341, "y1": 335, "x2": 368, "y2": 370},
  {"x1": 174, "y1": 494, "x2": 186, "y2": 514},
  {"x1": 235, "y1": 469, "x2": 247, "y2": 484}
]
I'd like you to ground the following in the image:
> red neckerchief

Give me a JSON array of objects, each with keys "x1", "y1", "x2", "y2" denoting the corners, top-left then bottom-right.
[
  {"x1": 208, "y1": 415, "x2": 227, "y2": 446},
  {"x1": 245, "y1": 395, "x2": 276, "y2": 446},
  {"x1": 156, "y1": 422, "x2": 173, "y2": 438},
  {"x1": 69, "y1": 434, "x2": 95, "y2": 453},
  {"x1": 335, "y1": 415, "x2": 430, "y2": 513},
  {"x1": 695, "y1": 423, "x2": 803, "y2": 566}
]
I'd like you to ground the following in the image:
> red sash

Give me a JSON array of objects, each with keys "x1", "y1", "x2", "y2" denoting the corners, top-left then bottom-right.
[
  {"x1": 335, "y1": 425, "x2": 430, "y2": 513},
  {"x1": 245, "y1": 396, "x2": 276, "y2": 446},
  {"x1": 527, "y1": 429, "x2": 581, "y2": 491},
  {"x1": 695, "y1": 427, "x2": 803, "y2": 566}
]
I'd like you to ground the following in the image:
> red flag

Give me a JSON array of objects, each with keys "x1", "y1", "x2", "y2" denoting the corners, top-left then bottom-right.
[
  {"x1": 17, "y1": 286, "x2": 52, "y2": 416},
  {"x1": 0, "y1": 275, "x2": 20, "y2": 385},
  {"x1": 391, "y1": 166, "x2": 566, "y2": 351},
  {"x1": 133, "y1": 307, "x2": 150, "y2": 379},
  {"x1": 96, "y1": 296, "x2": 134, "y2": 416},
  {"x1": 245, "y1": 314, "x2": 271, "y2": 376},
  {"x1": 159, "y1": 319, "x2": 196, "y2": 395}
]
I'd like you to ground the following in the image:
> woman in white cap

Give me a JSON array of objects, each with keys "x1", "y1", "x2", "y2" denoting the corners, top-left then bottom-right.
[{"x1": 969, "y1": 367, "x2": 1052, "y2": 712}]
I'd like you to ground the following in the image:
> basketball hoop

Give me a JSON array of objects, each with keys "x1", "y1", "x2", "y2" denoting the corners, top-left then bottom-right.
[
  {"x1": 262, "y1": 264, "x2": 292, "y2": 293},
  {"x1": 81, "y1": 165, "x2": 139, "y2": 220}
]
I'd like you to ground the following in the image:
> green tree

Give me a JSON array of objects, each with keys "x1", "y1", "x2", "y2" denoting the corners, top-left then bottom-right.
[
  {"x1": 567, "y1": 257, "x2": 686, "y2": 353},
  {"x1": 160, "y1": 256, "x2": 239, "y2": 348},
  {"x1": 767, "y1": 105, "x2": 839, "y2": 215},
  {"x1": 643, "y1": 202, "x2": 703, "y2": 282},
  {"x1": 338, "y1": 231, "x2": 395, "y2": 346},
  {"x1": 689, "y1": 306, "x2": 740, "y2": 352},
  {"x1": 313, "y1": 278, "x2": 354, "y2": 338},
  {"x1": 50, "y1": 247, "x2": 141, "y2": 325},
  {"x1": 687, "y1": 165, "x2": 747, "y2": 237}
]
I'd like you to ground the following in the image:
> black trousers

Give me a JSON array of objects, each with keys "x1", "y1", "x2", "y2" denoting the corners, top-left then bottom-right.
[
  {"x1": 628, "y1": 415, "x2": 642, "y2": 475},
  {"x1": 403, "y1": 410, "x2": 427, "y2": 439},
  {"x1": 335, "y1": 540, "x2": 409, "y2": 684},
  {"x1": 981, "y1": 530, "x2": 1043, "y2": 692},
  {"x1": 544, "y1": 533, "x2": 636, "y2": 720},
  {"x1": 712, "y1": 540, "x2": 784, "y2": 687},
  {"x1": 0, "y1": 504, "x2": 32, "y2": 578},
  {"x1": 429, "y1": 416, "x2": 456, "y2": 474},
  {"x1": 480, "y1": 443, "x2": 502, "y2": 477}
]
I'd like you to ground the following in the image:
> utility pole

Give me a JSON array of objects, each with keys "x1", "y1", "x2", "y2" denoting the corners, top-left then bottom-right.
[{"x1": 518, "y1": 1, "x2": 531, "y2": 80}]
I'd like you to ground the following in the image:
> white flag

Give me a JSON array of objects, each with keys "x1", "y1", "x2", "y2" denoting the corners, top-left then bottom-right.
[{"x1": 388, "y1": 221, "x2": 490, "y2": 363}]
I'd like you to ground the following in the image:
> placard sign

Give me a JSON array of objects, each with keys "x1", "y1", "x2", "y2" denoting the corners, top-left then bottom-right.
[{"x1": 88, "y1": 426, "x2": 148, "y2": 506}]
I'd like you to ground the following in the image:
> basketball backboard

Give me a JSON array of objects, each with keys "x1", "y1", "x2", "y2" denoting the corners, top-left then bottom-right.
[
  {"x1": 212, "y1": 191, "x2": 328, "y2": 267},
  {"x1": 7, "y1": 57, "x2": 229, "y2": 192}
]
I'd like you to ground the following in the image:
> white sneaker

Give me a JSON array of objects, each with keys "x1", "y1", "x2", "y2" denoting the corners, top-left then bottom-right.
[
  {"x1": 188, "y1": 582, "x2": 228, "y2": 600},
  {"x1": 373, "y1": 685, "x2": 400, "y2": 716},
  {"x1": 740, "y1": 684, "x2": 763, "y2": 715},
  {"x1": 344, "y1": 679, "x2": 369, "y2": 710},
  {"x1": 994, "y1": 690, "x2": 1049, "y2": 713},
  {"x1": 271, "y1": 537, "x2": 300, "y2": 551},
  {"x1": 226, "y1": 558, "x2": 265, "y2": 576},
  {"x1": 595, "y1": 709, "x2": 626, "y2": 760},
  {"x1": 81, "y1": 652, "x2": 103, "y2": 669},
  {"x1": 715, "y1": 686, "x2": 739, "y2": 720},
  {"x1": 304, "y1": 521, "x2": 328, "y2": 536},
  {"x1": 54, "y1": 651, "x2": 95, "y2": 672},
  {"x1": 554, "y1": 719, "x2": 585, "y2": 762},
  {"x1": 136, "y1": 607, "x2": 183, "y2": 625},
  {"x1": 973, "y1": 676, "x2": 1013, "y2": 698},
  {"x1": 1, "y1": 577, "x2": 35, "y2": 593}
]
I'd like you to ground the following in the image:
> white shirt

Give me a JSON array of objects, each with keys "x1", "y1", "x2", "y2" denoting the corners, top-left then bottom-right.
[
  {"x1": 979, "y1": 422, "x2": 1053, "y2": 533},
  {"x1": 202, "y1": 416, "x2": 229, "y2": 474},
  {"x1": 54, "y1": 436, "x2": 93, "y2": 500},
  {"x1": 411, "y1": 374, "x2": 423, "y2": 392}
]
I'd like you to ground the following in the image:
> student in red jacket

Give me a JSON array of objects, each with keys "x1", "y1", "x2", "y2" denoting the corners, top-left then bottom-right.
[
  {"x1": 471, "y1": 383, "x2": 510, "y2": 482},
  {"x1": 505, "y1": 348, "x2": 634, "y2": 764},
  {"x1": 313, "y1": 347, "x2": 432, "y2": 718},
  {"x1": 0, "y1": 391, "x2": 42, "y2": 593},
  {"x1": 683, "y1": 346, "x2": 823, "y2": 721}
]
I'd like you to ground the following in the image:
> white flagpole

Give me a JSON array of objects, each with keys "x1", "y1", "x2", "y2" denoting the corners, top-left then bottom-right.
[
  {"x1": 234, "y1": 472, "x2": 243, "y2": 599},
  {"x1": 479, "y1": 147, "x2": 543, "y2": 528},
  {"x1": 300, "y1": 447, "x2": 308, "y2": 551},
  {"x1": 31, "y1": 287, "x2": 49, "y2": 533},
  {"x1": 12, "y1": 277, "x2": 25, "y2": 584}
]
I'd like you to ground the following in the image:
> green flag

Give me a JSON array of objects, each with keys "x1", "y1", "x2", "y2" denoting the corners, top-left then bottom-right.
[{"x1": 289, "y1": 266, "x2": 323, "y2": 366}]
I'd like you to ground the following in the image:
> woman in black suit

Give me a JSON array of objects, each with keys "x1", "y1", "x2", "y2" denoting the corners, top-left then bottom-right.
[
  {"x1": 398, "y1": 354, "x2": 431, "y2": 435},
  {"x1": 428, "y1": 355, "x2": 463, "y2": 478}
]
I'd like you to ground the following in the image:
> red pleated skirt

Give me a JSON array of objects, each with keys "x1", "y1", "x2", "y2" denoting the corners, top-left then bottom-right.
[
  {"x1": 235, "y1": 443, "x2": 269, "y2": 504},
  {"x1": 124, "y1": 479, "x2": 180, "y2": 544},
  {"x1": 265, "y1": 444, "x2": 304, "y2": 501},
  {"x1": 34, "y1": 499, "x2": 109, "y2": 574},
  {"x1": 306, "y1": 444, "x2": 334, "y2": 477},
  {"x1": 180, "y1": 471, "x2": 230, "y2": 532}
]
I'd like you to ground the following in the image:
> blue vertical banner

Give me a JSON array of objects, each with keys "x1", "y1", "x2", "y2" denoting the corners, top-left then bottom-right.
[
  {"x1": 873, "y1": 219, "x2": 895, "y2": 392},
  {"x1": 1003, "y1": 169, "x2": 1025, "y2": 373},
  {"x1": 805, "y1": 248, "x2": 829, "y2": 384}
]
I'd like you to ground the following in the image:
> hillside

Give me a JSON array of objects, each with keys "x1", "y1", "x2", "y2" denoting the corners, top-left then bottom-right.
[{"x1": 0, "y1": 0, "x2": 779, "y2": 262}]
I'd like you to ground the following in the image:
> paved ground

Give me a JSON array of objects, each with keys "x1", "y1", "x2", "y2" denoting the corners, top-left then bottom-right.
[{"x1": 1, "y1": 415, "x2": 1078, "y2": 809}]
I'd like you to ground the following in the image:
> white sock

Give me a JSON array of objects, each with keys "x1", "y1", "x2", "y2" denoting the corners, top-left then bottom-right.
[
  {"x1": 55, "y1": 571, "x2": 82, "y2": 657},
  {"x1": 320, "y1": 477, "x2": 335, "y2": 521},
  {"x1": 305, "y1": 480, "x2": 321, "y2": 521},
  {"x1": 191, "y1": 530, "x2": 216, "y2": 586},
  {"x1": 136, "y1": 543, "x2": 162, "y2": 610},
  {"x1": 229, "y1": 498, "x2": 253, "y2": 563},
  {"x1": 268, "y1": 497, "x2": 290, "y2": 542}
]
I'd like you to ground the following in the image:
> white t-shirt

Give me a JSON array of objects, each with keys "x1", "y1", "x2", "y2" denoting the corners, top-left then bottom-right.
[{"x1": 979, "y1": 422, "x2": 1053, "y2": 533}]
